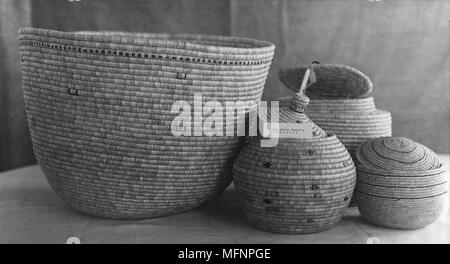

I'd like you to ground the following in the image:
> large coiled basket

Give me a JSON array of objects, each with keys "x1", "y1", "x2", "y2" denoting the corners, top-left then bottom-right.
[{"x1": 18, "y1": 28, "x2": 275, "y2": 219}]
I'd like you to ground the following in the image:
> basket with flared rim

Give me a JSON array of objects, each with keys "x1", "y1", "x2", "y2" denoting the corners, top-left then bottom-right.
[{"x1": 19, "y1": 27, "x2": 275, "y2": 219}]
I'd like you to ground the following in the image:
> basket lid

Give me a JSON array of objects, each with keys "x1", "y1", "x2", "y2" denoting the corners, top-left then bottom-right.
[
  {"x1": 356, "y1": 137, "x2": 442, "y2": 172},
  {"x1": 279, "y1": 63, "x2": 373, "y2": 99},
  {"x1": 262, "y1": 63, "x2": 327, "y2": 138}
]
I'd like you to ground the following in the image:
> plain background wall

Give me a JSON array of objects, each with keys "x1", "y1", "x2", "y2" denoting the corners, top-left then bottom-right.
[{"x1": 1, "y1": 0, "x2": 449, "y2": 172}]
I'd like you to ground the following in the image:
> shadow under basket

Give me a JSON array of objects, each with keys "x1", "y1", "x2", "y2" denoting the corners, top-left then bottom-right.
[{"x1": 18, "y1": 27, "x2": 275, "y2": 219}]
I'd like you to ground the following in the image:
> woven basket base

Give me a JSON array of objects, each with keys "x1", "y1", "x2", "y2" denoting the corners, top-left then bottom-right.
[
  {"x1": 356, "y1": 192, "x2": 446, "y2": 230},
  {"x1": 244, "y1": 210, "x2": 341, "y2": 234},
  {"x1": 233, "y1": 135, "x2": 356, "y2": 234}
]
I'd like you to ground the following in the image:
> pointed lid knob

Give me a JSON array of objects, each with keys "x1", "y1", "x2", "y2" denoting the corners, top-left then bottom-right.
[{"x1": 280, "y1": 62, "x2": 327, "y2": 138}]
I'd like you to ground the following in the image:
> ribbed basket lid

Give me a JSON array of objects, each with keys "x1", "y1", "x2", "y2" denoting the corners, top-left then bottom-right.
[
  {"x1": 279, "y1": 63, "x2": 373, "y2": 99},
  {"x1": 262, "y1": 63, "x2": 327, "y2": 138},
  {"x1": 356, "y1": 137, "x2": 442, "y2": 172},
  {"x1": 260, "y1": 94, "x2": 327, "y2": 138}
]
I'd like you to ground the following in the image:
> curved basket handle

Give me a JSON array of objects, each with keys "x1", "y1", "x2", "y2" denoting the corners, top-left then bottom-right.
[
  {"x1": 298, "y1": 61, "x2": 320, "y2": 95},
  {"x1": 290, "y1": 61, "x2": 319, "y2": 113}
]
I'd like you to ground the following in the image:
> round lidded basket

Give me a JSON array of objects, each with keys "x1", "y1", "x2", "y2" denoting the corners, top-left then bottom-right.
[
  {"x1": 355, "y1": 137, "x2": 448, "y2": 229},
  {"x1": 233, "y1": 65, "x2": 357, "y2": 234},
  {"x1": 18, "y1": 28, "x2": 275, "y2": 219}
]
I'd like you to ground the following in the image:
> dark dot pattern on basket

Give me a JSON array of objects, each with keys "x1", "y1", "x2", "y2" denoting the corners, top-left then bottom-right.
[
  {"x1": 307, "y1": 149, "x2": 314, "y2": 156},
  {"x1": 307, "y1": 218, "x2": 314, "y2": 223},
  {"x1": 310, "y1": 184, "x2": 320, "y2": 190},
  {"x1": 22, "y1": 40, "x2": 273, "y2": 66},
  {"x1": 263, "y1": 162, "x2": 272, "y2": 168},
  {"x1": 67, "y1": 88, "x2": 78, "y2": 96},
  {"x1": 263, "y1": 199, "x2": 273, "y2": 204},
  {"x1": 176, "y1": 72, "x2": 187, "y2": 79},
  {"x1": 343, "y1": 196, "x2": 349, "y2": 201}
]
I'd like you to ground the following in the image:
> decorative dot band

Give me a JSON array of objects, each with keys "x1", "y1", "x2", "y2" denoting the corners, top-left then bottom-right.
[{"x1": 21, "y1": 39, "x2": 274, "y2": 66}]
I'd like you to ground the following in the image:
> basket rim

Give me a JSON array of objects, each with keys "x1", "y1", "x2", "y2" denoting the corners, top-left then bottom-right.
[
  {"x1": 251, "y1": 132, "x2": 339, "y2": 142},
  {"x1": 355, "y1": 162, "x2": 446, "y2": 176},
  {"x1": 18, "y1": 27, "x2": 275, "y2": 54},
  {"x1": 278, "y1": 63, "x2": 373, "y2": 98},
  {"x1": 275, "y1": 96, "x2": 376, "y2": 103}
]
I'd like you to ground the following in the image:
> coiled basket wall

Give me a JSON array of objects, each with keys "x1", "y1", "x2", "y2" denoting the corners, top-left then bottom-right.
[
  {"x1": 18, "y1": 28, "x2": 275, "y2": 219},
  {"x1": 233, "y1": 135, "x2": 356, "y2": 234},
  {"x1": 355, "y1": 137, "x2": 448, "y2": 229},
  {"x1": 233, "y1": 91, "x2": 356, "y2": 234},
  {"x1": 305, "y1": 97, "x2": 392, "y2": 159}
]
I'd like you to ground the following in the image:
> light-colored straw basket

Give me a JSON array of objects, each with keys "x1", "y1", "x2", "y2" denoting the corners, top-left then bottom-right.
[
  {"x1": 355, "y1": 137, "x2": 448, "y2": 229},
  {"x1": 233, "y1": 91, "x2": 356, "y2": 234},
  {"x1": 18, "y1": 28, "x2": 275, "y2": 219}
]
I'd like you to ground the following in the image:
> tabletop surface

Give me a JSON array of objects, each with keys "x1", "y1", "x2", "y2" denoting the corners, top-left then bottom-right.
[{"x1": 0, "y1": 155, "x2": 449, "y2": 244}]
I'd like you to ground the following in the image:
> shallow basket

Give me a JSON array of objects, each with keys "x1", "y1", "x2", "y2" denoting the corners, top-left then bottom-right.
[
  {"x1": 355, "y1": 137, "x2": 448, "y2": 229},
  {"x1": 279, "y1": 64, "x2": 373, "y2": 99},
  {"x1": 18, "y1": 28, "x2": 275, "y2": 219},
  {"x1": 233, "y1": 134, "x2": 356, "y2": 234}
]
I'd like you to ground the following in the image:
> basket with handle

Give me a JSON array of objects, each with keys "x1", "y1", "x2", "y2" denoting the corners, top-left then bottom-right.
[
  {"x1": 18, "y1": 28, "x2": 275, "y2": 219},
  {"x1": 233, "y1": 64, "x2": 356, "y2": 234}
]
